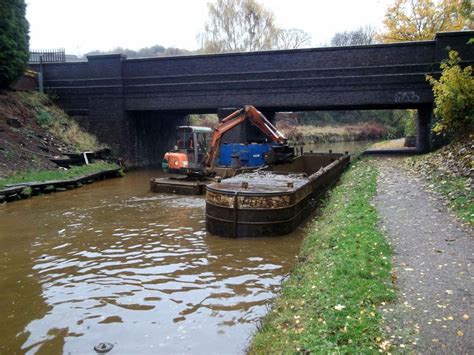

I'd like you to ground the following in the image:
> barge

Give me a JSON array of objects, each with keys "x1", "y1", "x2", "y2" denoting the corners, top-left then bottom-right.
[
  {"x1": 206, "y1": 152, "x2": 350, "y2": 237},
  {"x1": 150, "y1": 166, "x2": 260, "y2": 195}
]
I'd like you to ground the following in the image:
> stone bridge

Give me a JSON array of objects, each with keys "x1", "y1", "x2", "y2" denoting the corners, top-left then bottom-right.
[{"x1": 31, "y1": 31, "x2": 473, "y2": 166}]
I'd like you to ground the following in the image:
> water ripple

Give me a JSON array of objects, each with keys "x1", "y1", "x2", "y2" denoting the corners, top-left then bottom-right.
[{"x1": 0, "y1": 170, "x2": 304, "y2": 354}]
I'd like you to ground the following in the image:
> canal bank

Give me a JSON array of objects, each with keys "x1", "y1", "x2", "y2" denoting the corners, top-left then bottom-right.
[
  {"x1": 249, "y1": 159, "x2": 396, "y2": 353},
  {"x1": 0, "y1": 162, "x2": 123, "y2": 203}
]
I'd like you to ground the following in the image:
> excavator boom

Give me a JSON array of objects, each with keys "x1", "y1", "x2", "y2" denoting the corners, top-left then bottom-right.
[
  {"x1": 161, "y1": 105, "x2": 293, "y2": 177},
  {"x1": 204, "y1": 105, "x2": 290, "y2": 170}
]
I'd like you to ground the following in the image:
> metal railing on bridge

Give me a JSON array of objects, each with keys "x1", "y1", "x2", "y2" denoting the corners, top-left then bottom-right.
[{"x1": 29, "y1": 49, "x2": 66, "y2": 63}]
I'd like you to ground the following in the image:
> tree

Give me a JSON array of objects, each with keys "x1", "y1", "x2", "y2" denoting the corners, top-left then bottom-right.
[
  {"x1": 378, "y1": 0, "x2": 472, "y2": 43},
  {"x1": 85, "y1": 44, "x2": 191, "y2": 58},
  {"x1": 330, "y1": 26, "x2": 376, "y2": 46},
  {"x1": 198, "y1": 0, "x2": 279, "y2": 53},
  {"x1": 0, "y1": 0, "x2": 29, "y2": 89},
  {"x1": 427, "y1": 50, "x2": 473, "y2": 135},
  {"x1": 276, "y1": 29, "x2": 312, "y2": 49},
  {"x1": 199, "y1": 0, "x2": 312, "y2": 53}
]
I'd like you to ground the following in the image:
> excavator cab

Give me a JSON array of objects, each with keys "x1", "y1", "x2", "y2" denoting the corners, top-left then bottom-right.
[{"x1": 162, "y1": 126, "x2": 212, "y2": 175}]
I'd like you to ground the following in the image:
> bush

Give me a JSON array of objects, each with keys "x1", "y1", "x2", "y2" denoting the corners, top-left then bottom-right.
[
  {"x1": 0, "y1": 0, "x2": 30, "y2": 89},
  {"x1": 188, "y1": 114, "x2": 218, "y2": 128},
  {"x1": 427, "y1": 50, "x2": 474, "y2": 136},
  {"x1": 36, "y1": 109, "x2": 53, "y2": 126},
  {"x1": 404, "y1": 110, "x2": 416, "y2": 137}
]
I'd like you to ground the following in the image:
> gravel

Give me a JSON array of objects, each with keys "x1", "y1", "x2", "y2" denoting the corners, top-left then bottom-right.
[{"x1": 373, "y1": 157, "x2": 473, "y2": 354}]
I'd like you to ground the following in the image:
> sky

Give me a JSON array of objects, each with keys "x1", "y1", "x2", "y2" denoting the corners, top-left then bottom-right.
[{"x1": 25, "y1": 0, "x2": 394, "y2": 56}]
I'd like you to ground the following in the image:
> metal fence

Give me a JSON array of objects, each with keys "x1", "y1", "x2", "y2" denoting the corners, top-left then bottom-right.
[{"x1": 30, "y1": 49, "x2": 66, "y2": 63}]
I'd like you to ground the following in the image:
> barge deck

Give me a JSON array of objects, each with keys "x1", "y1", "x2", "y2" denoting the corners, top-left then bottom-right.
[
  {"x1": 206, "y1": 153, "x2": 350, "y2": 237},
  {"x1": 150, "y1": 167, "x2": 260, "y2": 195}
]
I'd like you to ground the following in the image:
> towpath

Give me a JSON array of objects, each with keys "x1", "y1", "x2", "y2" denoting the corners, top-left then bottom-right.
[{"x1": 373, "y1": 157, "x2": 472, "y2": 354}]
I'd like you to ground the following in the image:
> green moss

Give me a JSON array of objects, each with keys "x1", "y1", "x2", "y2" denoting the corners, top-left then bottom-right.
[
  {"x1": 44, "y1": 185, "x2": 55, "y2": 193},
  {"x1": 249, "y1": 160, "x2": 395, "y2": 354},
  {"x1": 0, "y1": 162, "x2": 120, "y2": 190},
  {"x1": 36, "y1": 108, "x2": 53, "y2": 126},
  {"x1": 20, "y1": 186, "x2": 32, "y2": 197}
]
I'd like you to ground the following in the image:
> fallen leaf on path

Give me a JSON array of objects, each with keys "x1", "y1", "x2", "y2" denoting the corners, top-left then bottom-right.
[{"x1": 378, "y1": 340, "x2": 391, "y2": 351}]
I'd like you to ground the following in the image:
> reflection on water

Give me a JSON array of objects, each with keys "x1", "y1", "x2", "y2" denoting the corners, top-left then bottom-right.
[
  {"x1": 0, "y1": 170, "x2": 304, "y2": 354},
  {"x1": 0, "y1": 140, "x2": 371, "y2": 354}
]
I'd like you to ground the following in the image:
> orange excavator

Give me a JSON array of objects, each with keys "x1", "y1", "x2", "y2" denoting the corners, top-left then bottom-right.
[{"x1": 162, "y1": 105, "x2": 294, "y2": 177}]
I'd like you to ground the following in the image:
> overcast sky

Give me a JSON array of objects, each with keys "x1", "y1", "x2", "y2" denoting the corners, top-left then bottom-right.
[{"x1": 26, "y1": 0, "x2": 393, "y2": 55}]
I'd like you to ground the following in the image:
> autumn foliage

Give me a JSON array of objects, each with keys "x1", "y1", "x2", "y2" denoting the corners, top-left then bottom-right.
[
  {"x1": 378, "y1": 0, "x2": 471, "y2": 43},
  {"x1": 427, "y1": 50, "x2": 474, "y2": 135}
]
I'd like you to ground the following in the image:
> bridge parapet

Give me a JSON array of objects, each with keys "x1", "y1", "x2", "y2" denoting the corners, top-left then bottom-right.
[{"x1": 32, "y1": 31, "x2": 473, "y2": 113}]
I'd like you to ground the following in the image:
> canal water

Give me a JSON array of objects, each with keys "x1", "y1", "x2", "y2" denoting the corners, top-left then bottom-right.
[{"x1": 0, "y1": 140, "x2": 370, "y2": 354}]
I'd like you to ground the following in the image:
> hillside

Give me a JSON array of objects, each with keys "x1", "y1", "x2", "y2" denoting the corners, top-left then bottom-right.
[{"x1": 0, "y1": 91, "x2": 103, "y2": 178}]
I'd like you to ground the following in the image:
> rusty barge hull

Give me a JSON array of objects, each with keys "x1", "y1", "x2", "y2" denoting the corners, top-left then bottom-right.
[
  {"x1": 206, "y1": 153, "x2": 350, "y2": 238},
  {"x1": 150, "y1": 177, "x2": 210, "y2": 195}
]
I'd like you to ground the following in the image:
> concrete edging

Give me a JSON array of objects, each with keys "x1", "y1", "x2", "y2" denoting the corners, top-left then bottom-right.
[{"x1": 0, "y1": 168, "x2": 122, "y2": 204}]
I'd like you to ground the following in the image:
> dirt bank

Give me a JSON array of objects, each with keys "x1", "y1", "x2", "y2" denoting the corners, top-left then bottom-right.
[{"x1": 0, "y1": 91, "x2": 102, "y2": 178}]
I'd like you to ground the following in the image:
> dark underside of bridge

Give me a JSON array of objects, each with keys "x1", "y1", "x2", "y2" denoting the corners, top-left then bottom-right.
[{"x1": 31, "y1": 31, "x2": 473, "y2": 167}]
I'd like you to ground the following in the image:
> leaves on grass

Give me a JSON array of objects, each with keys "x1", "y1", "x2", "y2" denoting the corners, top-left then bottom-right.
[{"x1": 249, "y1": 160, "x2": 395, "y2": 354}]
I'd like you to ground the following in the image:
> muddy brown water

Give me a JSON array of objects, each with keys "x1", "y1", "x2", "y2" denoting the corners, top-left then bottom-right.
[{"x1": 0, "y1": 140, "x2": 370, "y2": 354}]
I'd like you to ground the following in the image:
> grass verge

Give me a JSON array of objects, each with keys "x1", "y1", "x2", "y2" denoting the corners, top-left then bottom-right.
[
  {"x1": 370, "y1": 138, "x2": 406, "y2": 150},
  {"x1": 428, "y1": 176, "x2": 473, "y2": 226},
  {"x1": 0, "y1": 162, "x2": 120, "y2": 190},
  {"x1": 249, "y1": 159, "x2": 395, "y2": 354}
]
